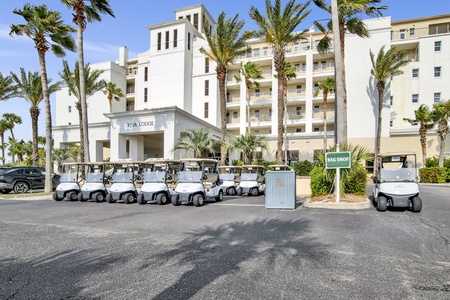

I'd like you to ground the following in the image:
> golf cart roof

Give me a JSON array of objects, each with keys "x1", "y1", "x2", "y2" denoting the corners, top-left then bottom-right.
[
  {"x1": 377, "y1": 152, "x2": 416, "y2": 158},
  {"x1": 84, "y1": 162, "x2": 108, "y2": 166},
  {"x1": 242, "y1": 165, "x2": 265, "y2": 169},
  {"x1": 180, "y1": 158, "x2": 218, "y2": 163},
  {"x1": 269, "y1": 164, "x2": 291, "y2": 169},
  {"x1": 110, "y1": 161, "x2": 145, "y2": 165},
  {"x1": 62, "y1": 162, "x2": 84, "y2": 166},
  {"x1": 145, "y1": 158, "x2": 179, "y2": 164},
  {"x1": 219, "y1": 166, "x2": 242, "y2": 169}
]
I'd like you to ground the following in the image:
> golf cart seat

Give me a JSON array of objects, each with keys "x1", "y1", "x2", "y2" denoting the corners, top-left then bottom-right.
[
  {"x1": 203, "y1": 173, "x2": 219, "y2": 188},
  {"x1": 257, "y1": 175, "x2": 265, "y2": 184}
]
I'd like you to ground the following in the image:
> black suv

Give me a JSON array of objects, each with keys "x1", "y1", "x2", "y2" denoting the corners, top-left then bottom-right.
[{"x1": 0, "y1": 167, "x2": 60, "y2": 194}]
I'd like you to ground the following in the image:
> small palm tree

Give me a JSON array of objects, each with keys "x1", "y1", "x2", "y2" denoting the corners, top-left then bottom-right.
[
  {"x1": 2, "y1": 113, "x2": 22, "y2": 141},
  {"x1": 0, "y1": 120, "x2": 9, "y2": 165},
  {"x1": 10, "y1": 4, "x2": 75, "y2": 191},
  {"x1": 200, "y1": 12, "x2": 248, "y2": 166},
  {"x1": 314, "y1": 77, "x2": 335, "y2": 151},
  {"x1": 0, "y1": 72, "x2": 17, "y2": 101},
  {"x1": 370, "y1": 45, "x2": 409, "y2": 173},
  {"x1": 7, "y1": 138, "x2": 27, "y2": 164},
  {"x1": 228, "y1": 132, "x2": 268, "y2": 165},
  {"x1": 61, "y1": 0, "x2": 115, "y2": 163},
  {"x1": 52, "y1": 148, "x2": 71, "y2": 173},
  {"x1": 248, "y1": 0, "x2": 311, "y2": 163},
  {"x1": 103, "y1": 81, "x2": 124, "y2": 112},
  {"x1": 431, "y1": 100, "x2": 450, "y2": 167},
  {"x1": 173, "y1": 128, "x2": 219, "y2": 158},
  {"x1": 234, "y1": 61, "x2": 263, "y2": 133},
  {"x1": 403, "y1": 104, "x2": 434, "y2": 167}
]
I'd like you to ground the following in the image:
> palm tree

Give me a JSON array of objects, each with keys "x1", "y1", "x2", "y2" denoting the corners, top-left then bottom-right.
[
  {"x1": 403, "y1": 104, "x2": 434, "y2": 167},
  {"x1": 0, "y1": 119, "x2": 8, "y2": 165},
  {"x1": 0, "y1": 72, "x2": 17, "y2": 101},
  {"x1": 52, "y1": 148, "x2": 71, "y2": 173},
  {"x1": 11, "y1": 68, "x2": 61, "y2": 167},
  {"x1": 103, "y1": 81, "x2": 124, "y2": 112},
  {"x1": 173, "y1": 128, "x2": 219, "y2": 158},
  {"x1": 370, "y1": 45, "x2": 409, "y2": 171},
  {"x1": 10, "y1": 4, "x2": 76, "y2": 191},
  {"x1": 199, "y1": 12, "x2": 248, "y2": 166},
  {"x1": 61, "y1": 0, "x2": 115, "y2": 163},
  {"x1": 7, "y1": 138, "x2": 27, "y2": 163},
  {"x1": 248, "y1": 0, "x2": 311, "y2": 163},
  {"x1": 228, "y1": 132, "x2": 268, "y2": 165},
  {"x1": 2, "y1": 113, "x2": 22, "y2": 141},
  {"x1": 234, "y1": 61, "x2": 263, "y2": 133},
  {"x1": 431, "y1": 100, "x2": 450, "y2": 167},
  {"x1": 59, "y1": 60, "x2": 106, "y2": 162},
  {"x1": 313, "y1": 0, "x2": 387, "y2": 144},
  {"x1": 314, "y1": 77, "x2": 335, "y2": 151}
]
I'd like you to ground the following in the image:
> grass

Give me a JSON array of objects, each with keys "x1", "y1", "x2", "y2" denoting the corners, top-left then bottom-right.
[{"x1": 0, "y1": 191, "x2": 53, "y2": 199}]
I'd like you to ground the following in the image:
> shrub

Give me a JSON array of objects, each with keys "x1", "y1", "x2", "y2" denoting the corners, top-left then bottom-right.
[
  {"x1": 293, "y1": 160, "x2": 315, "y2": 176},
  {"x1": 344, "y1": 166, "x2": 368, "y2": 195},
  {"x1": 310, "y1": 166, "x2": 333, "y2": 197},
  {"x1": 425, "y1": 157, "x2": 439, "y2": 167},
  {"x1": 419, "y1": 167, "x2": 447, "y2": 183},
  {"x1": 252, "y1": 158, "x2": 277, "y2": 169}
]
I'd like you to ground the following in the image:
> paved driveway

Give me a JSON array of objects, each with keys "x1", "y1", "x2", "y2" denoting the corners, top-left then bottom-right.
[{"x1": 0, "y1": 185, "x2": 449, "y2": 299}]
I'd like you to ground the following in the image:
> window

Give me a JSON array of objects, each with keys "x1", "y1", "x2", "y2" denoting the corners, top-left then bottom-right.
[
  {"x1": 204, "y1": 102, "x2": 209, "y2": 118},
  {"x1": 157, "y1": 32, "x2": 162, "y2": 50},
  {"x1": 301, "y1": 42, "x2": 309, "y2": 50},
  {"x1": 296, "y1": 85, "x2": 302, "y2": 94},
  {"x1": 253, "y1": 48, "x2": 260, "y2": 57},
  {"x1": 410, "y1": 28, "x2": 415, "y2": 36},
  {"x1": 293, "y1": 43, "x2": 299, "y2": 52},
  {"x1": 254, "y1": 110, "x2": 260, "y2": 118},
  {"x1": 178, "y1": 16, "x2": 183, "y2": 20},
  {"x1": 295, "y1": 63, "x2": 300, "y2": 72},
  {"x1": 301, "y1": 63, "x2": 306, "y2": 72},
  {"x1": 321, "y1": 61, "x2": 327, "y2": 69},
  {"x1": 254, "y1": 130, "x2": 260, "y2": 135},
  {"x1": 390, "y1": 120, "x2": 393, "y2": 127},
  {"x1": 412, "y1": 94, "x2": 419, "y2": 103},
  {"x1": 314, "y1": 127, "x2": 320, "y2": 132},
  {"x1": 193, "y1": 13, "x2": 199, "y2": 30},
  {"x1": 204, "y1": 80, "x2": 209, "y2": 96},
  {"x1": 412, "y1": 69, "x2": 419, "y2": 78},
  {"x1": 233, "y1": 111, "x2": 238, "y2": 119},
  {"x1": 187, "y1": 33, "x2": 191, "y2": 50},
  {"x1": 165, "y1": 31, "x2": 169, "y2": 49},
  {"x1": 400, "y1": 29, "x2": 406, "y2": 40},
  {"x1": 255, "y1": 89, "x2": 260, "y2": 97},
  {"x1": 173, "y1": 29, "x2": 178, "y2": 48},
  {"x1": 429, "y1": 23, "x2": 450, "y2": 35},
  {"x1": 434, "y1": 92, "x2": 441, "y2": 103},
  {"x1": 296, "y1": 128, "x2": 302, "y2": 133},
  {"x1": 269, "y1": 108, "x2": 272, "y2": 117},
  {"x1": 313, "y1": 62, "x2": 319, "y2": 71},
  {"x1": 144, "y1": 67, "x2": 148, "y2": 81},
  {"x1": 434, "y1": 66, "x2": 441, "y2": 77},
  {"x1": 263, "y1": 47, "x2": 269, "y2": 56},
  {"x1": 68, "y1": 106, "x2": 71, "y2": 113},
  {"x1": 314, "y1": 83, "x2": 319, "y2": 92},
  {"x1": 186, "y1": 15, "x2": 191, "y2": 22},
  {"x1": 314, "y1": 105, "x2": 320, "y2": 113},
  {"x1": 269, "y1": 88, "x2": 272, "y2": 96},
  {"x1": 205, "y1": 57, "x2": 209, "y2": 73},
  {"x1": 435, "y1": 41, "x2": 442, "y2": 52},
  {"x1": 296, "y1": 107, "x2": 302, "y2": 116},
  {"x1": 390, "y1": 96, "x2": 393, "y2": 106},
  {"x1": 144, "y1": 88, "x2": 148, "y2": 102}
]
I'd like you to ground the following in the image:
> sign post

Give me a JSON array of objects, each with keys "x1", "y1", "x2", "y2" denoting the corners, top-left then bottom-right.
[{"x1": 325, "y1": 145, "x2": 351, "y2": 203}]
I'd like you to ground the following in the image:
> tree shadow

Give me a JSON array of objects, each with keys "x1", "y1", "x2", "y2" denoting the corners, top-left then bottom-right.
[{"x1": 139, "y1": 219, "x2": 327, "y2": 300}]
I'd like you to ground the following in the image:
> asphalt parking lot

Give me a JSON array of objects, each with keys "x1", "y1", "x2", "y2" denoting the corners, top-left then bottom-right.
[{"x1": 0, "y1": 185, "x2": 449, "y2": 300}]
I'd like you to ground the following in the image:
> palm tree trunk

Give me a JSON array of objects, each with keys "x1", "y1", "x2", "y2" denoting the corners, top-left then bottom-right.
[
  {"x1": 284, "y1": 78, "x2": 288, "y2": 163},
  {"x1": 375, "y1": 85, "x2": 384, "y2": 177},
  {"x1": 419, "y1": 125, "x2": 427, "y2": 167},
  {"x1": 218, "y1": 66, "x2": 227, "y2": 166},
  {"x1": 38, "y1": 51, "x2": 53, "y2": 192},
  {"x1": 438, "y1": 122, "x2": 446, "y2": 167},
  {"x1": 78, "y1": 21, "x2": 90, "y2": 163},
  {"x1": 246, "y1": 83, "x2": 251, "y2": 133},
  {"x1": 323, "y1": 92, "x2": 328, "y2": 151},
  {"x1": 274, "y1": 47, "x2": 285, "y2": 164},
  {"x1": 0, "y1": 134, "x2": 4, "y2": 166},
  {"x1": 30, "y1": 106, "x2": 40, "y2": 167},
  {"x1": 76, "y1": 102, "x2": 85, "y2": 163}
]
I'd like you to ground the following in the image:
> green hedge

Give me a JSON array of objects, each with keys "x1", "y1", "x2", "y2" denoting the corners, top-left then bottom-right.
[
  {"x1": 343, "y1": 166, "x2": 368, "y2": 195},
  {"x1": 293, "y1": 160, "x2": 315, "y2": 176},
  {"x1": 310, "y1": 167, "x2": 333, "y2": 197},
  {"x1": 419, "y1": 167, "x2": 448, "y2": 183}
]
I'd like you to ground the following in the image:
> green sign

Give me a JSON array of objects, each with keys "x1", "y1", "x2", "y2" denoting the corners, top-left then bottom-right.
[{"x1": 325, "y1": 152, "x2": 351, "y2": 169}]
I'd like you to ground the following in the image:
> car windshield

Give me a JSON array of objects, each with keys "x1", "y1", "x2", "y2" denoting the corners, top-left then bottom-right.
[
  {"x1": 219, "y1": 174, "x2": 235, "y2": 181},
  {"x1": 241, "y1": 173, "x2": 258, "y2": 181},
  {"x1": 144, "y1": 171, "x2": 165, "y2": 183},
  {"x1": 60, "y1": 173, "x2": 78, "y2": 182},
  {"x1": 177, "y1": 171, "x2": 202, "y2": 183},
  {"x1": 86, "y1": 173, "x2": 104, "y2": 183}
]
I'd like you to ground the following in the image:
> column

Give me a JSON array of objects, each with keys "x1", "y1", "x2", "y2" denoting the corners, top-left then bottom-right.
[{"x1": 128, "y1": 136, "x2": 144, "y2": 161}]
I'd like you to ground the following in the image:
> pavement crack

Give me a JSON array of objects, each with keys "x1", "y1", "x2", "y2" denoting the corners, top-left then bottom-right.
[
  {"x1": 6, "y1": 279, "x2": 30, "y2": 300},
  {"x1": 419, "y1": 217, "x2": 450, "y2": 246}
]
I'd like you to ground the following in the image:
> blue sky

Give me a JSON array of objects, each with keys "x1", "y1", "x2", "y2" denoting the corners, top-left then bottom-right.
[{"x1": 0, "y1": 0, "x2": 448, "y2": 160}]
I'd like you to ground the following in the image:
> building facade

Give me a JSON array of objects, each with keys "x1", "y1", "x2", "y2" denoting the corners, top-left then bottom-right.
[{"x1": 53, "y1": 4, "x2": 450, "y2": 166}]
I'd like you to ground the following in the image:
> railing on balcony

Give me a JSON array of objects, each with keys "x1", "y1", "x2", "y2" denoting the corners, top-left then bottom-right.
[
  {"x1": 250, "y1": 114, "x2": 272, "y2": 122},
  {"x1": 391, "y1": 27, "x2": 431, "y2": 42},
  {"x1": 286, "y1": 113, "x2": 304, "y2": 120},
  {"x1": 226, "y1": 94, "x2": 240, "y2": 103},
  {"x1": 126, "y1": 86, "x2": 135, "y2": 94}
]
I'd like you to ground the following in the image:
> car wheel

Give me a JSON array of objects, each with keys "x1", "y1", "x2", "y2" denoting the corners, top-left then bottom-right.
[
  {"x1": 171, "y1": 194, "x2": 180, "y2": 206},
  {"x1": 93, "y1": 192, "x2": 105, "y2": 203},
  {"x1": 13, "y1": 182, "x2": 29, "y2": 194},
  {"x1": 411, "y1": 196, "x2": 422, "y2": 213},
  {"x1": 123, "y1": 193, "x2": 135, "y2": 204},
  {"x1": 377, "y1": 196, "x2": 387, "y2": 212},
  {"x1": 1, "y1": 189, "x2": 12, "y2": 194},
  {"x1": 67, "y1": 191, "x2": 78, "y2": 201},
  {"x1": 193, "y1": 194, "x2": 204, "y2": 207},
  {"x1": 53, "y1": 192, "x2": 62, "y2": 201},
  {"x1": 106, "y1": 193, "x2": 115, "y2": 203},
  {"x1": 137, "y1": 194, "x2": 146, "y2": 205},
  {"x1": 251, "y1": 187, "x2": 259, "y2": 196},
  {"x1": 156, "y1": 193, "x2": 168, "y2": 205},
  {"x1": 237, "y1": 188, "x2": 242, "y2": 196},
  {"x1": 216, "y1": 190, "x2": 223, "y2": 202}
]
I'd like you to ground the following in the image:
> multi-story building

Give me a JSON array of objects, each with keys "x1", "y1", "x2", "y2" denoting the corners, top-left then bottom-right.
[{"x1": 53, "y1": 4, "x2": 450, "y2": 166}]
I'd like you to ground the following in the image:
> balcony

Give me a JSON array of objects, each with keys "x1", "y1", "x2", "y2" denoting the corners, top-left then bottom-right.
[{"x1": 391, "y1": 27, "x2": 430, "y2": 42}]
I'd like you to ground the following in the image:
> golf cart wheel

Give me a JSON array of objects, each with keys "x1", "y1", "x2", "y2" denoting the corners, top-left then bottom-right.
[
  {"x1": 78, "y1": 192, "x2": 87, "y2": 202},
  {"x1": 156, "y1": 193, "x2": 168, "y2": 205},
  {"x1": 237, "y1": 188, "x2": 242, "y2": 196},
  {"x1": 67, "y1": 191, "x2": 78, "y2": 201},
  {"x1": 411, "y1": 196, "x2": 422, "y2": 213},
  {"x1": 137, "y1": 194, "x2": 146, "y2": 205},
  {"x1": 216, "y1": 190, "x2": 223, "y2": 202},
  {"x1": 171, "y1": 195, "x2": 180, "y2": 206},
  {"x1": 123, "y1": 193, "x2": 135, "y2": 204},
  {"x1": 193, "y1": 194, "x2": 204, "y2": 207},
  {"x1": 106, "y1": 193, "x2": 115, "y2": 203},
  {"x1": 93, "y1": 192, "x2": 105, "y2": 203},
  {"x1": 53, "y1": 192, "x2": 62, "y2": 201},
  {"x1": 377, "y1": 196, "x2": 387, "y2": 212},
  {"x1": 251, "y1": 187, "x2": 259, "y2": 196}
]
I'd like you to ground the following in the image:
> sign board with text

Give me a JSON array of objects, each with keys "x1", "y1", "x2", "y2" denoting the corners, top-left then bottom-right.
[{"x1": 325, "y1": 152, "x2": 351, "y2": 169}]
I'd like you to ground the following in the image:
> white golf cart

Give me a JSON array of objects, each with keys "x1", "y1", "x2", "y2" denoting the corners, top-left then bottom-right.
[
  {"x1": 373, "y1": 152, "x2": 422, "y2": 212},
  {"x1": 137, "y1": 159, "x2": 180, "y2": 205},
  {"x1": 78, "y1": 162, "x2": 110, "y2": 202},
  {"x1": 53, "y1": 162, "x2": 84, "y2": 201},
  {"x1": 218, "y1": 166, "x2": 242, "y2": 195},
  {"x1": 237, "y1": 165, "x2": 266, "y2": 196},
  {"x1": 106, "y1": 161, "x2": 144, "y2": 204},
  {"x1": 171, "y1": 158, "x2": 224, "y2": 207}
]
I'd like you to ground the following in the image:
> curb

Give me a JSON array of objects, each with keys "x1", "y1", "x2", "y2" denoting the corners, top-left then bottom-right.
[
  {"x1": 303, "y1": 198, "x2": 372, "y2": 210},
  {"x1": 0, "y1": 195, "x2": 53, "y2": 201}
]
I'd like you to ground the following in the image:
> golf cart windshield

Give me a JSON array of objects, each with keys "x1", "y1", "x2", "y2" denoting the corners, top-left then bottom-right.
[
  {"x1": 60, "y1": 172, "x2": 78, "y2": 182},
  {"x1": 379, "y1": 155, "x2": 417, "y2": 182},
  {"x1": 219, "y1": 173, "x2": 235, "y2": 181},
  {"x1": 113, "y1": 170, "x2": 133, "y2": 182},
  {"x1": 241, "y1": 173, "x2": 258, "y2": 181},
  {"x1": 177, "y1": 171, "x2": 202, "y2": 183},
  {"x1": 86, "y1": 173, "x2": 104, "y2": 182},
  {"x1": 144, "y1": 171, "x2": 165, "y2": 183}
]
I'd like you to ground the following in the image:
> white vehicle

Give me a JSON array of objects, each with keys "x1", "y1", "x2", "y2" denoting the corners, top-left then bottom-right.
[
  {"x1": 218, "y1": 166, "x2": 242, "y2": 195},
  {"x1": 238, "y1": 165, "x2": 266, "y2": 196},
  {"x1": 78, "y1": 162, "x2": 110, "y2": 202},
  {"x1": 53, "y1": 162, "x2": 84, "y2": 201},
  {"x1": 373, "y1": 152, "x2": 422, "y2": 212},
  {"x1": 171, "y1": 158, "x2": 224, "y2": 207},
  {"x1": 137, "y1": 159, "x2": 180, "y2": 205},
  {"x1": 106, "y1": 161, "x2": 144, "y2": 204}
]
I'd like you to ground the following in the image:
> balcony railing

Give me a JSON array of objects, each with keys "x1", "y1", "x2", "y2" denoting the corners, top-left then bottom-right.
[
  {"x1": 391, "y1": 27, "x2": 430, "y2": 42},
  {"x1": 126, "y1": 86, "x2": 135, "y2": 94}
]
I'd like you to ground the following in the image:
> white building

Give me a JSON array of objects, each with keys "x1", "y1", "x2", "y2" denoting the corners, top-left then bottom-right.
[{"x1": 53, "y1": 4, "x2": 450, "y2": 166}]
